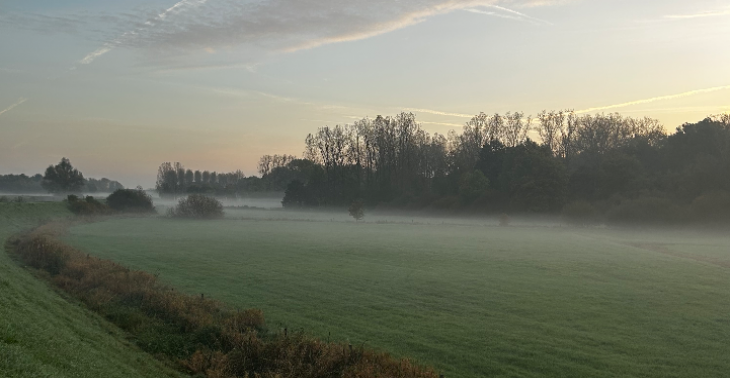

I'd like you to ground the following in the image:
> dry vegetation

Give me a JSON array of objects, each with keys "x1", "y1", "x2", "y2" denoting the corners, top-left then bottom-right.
[{"x1": 7, "y1": 223, "x2": 438, "y2": 378}]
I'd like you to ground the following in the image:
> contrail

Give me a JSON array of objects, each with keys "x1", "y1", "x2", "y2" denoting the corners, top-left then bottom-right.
[
  {"x1": 665, "y1": 9, "x2": 730, "y2": 19},
  {"x1": 157, "y1": 0, "x2": 207, "y2": 20},
  {"x1": 79, "y1": 0, "x2": 208, "y2": 65},
  {"x1": 0, "y1": 98, "x2": 28, "y2": 117},
  {"x1": 284, "y1": 1, "x2": 508, "y2": 53},
  {"x1": 471, "y1": 4, "x2": 553, "y2": 25},
  {"x1": 80, "y1": 46, "x2": 113, "y2": 65},
  {"x1": 466, "y1": 9, "x2": 531, "y2": 22},
  {"x1": 420, "y1": 121, "x2": 466, "y2": 128},
  {"x1": 404, "y1": 108, "x2": 474, "y2": 118},
  {"x1": 575, "y1": 85, "x2": 730, "y2": 114}
]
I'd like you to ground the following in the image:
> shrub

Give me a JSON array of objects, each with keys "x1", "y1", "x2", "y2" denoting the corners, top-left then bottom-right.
[
  {"x1": 606, "y1": 196, "x2": 688, "y2": 225},
  {"x1": 66, "y1": 195, "x2": 111, "y2": 216},
  {"x1": 348, "y1": 199, "x2": 365, "y2": 221},
  {"x1": 11, "y1": 234, "x2": 69, "y2": 275},
  {"x1": 168, "y1": 194, "x2": 223, "y2": 219},
  {"x1": 106, "y1": 188, "x2": 155, "y2": 213},
  {"x1": 691, "y1": 191, "x2": 730, "y2": 223},
  {"x1": 562, "y1": 200, "x2": 600, "y2": 226}
]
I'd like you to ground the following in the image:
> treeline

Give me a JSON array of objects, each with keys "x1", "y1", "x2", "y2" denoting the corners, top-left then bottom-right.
[
  {"x1": 155, "y1": 155, "x2": 313, "y2": 197},
  {"x1": 279, "y1": 111, "x2": 730, "y2": 223},
  {"x1": 0, "y1": 173, "x2": 123, "y2": 194}
]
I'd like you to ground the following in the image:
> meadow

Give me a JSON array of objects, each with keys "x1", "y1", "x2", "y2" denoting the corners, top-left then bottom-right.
[{"x1": 60, "y1": 211, "x2": 730, "y2": 378}]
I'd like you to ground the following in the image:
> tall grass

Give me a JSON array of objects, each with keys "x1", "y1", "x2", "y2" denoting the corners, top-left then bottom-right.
[{"x1": 8, "y1": 223, "x2": 438, "y2": 378}]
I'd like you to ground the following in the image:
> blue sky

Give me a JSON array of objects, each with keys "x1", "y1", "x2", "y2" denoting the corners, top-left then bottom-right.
[{"x1": 1, "y1": 0, "x2": 729, "y2": 187}]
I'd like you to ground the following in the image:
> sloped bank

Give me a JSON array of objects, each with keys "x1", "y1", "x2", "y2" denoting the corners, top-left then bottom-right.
[{"x1": 0, "y1": 202, "x2": 183, "y2": 378}]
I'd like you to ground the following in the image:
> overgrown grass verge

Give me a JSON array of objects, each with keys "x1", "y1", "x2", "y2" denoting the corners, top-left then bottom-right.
[
  {"x1": 0, "y1": 202, "x2": 183, "y2": 378},
  {"x1": 7, "y1": 222, "x2": 438, "y2": 378}
]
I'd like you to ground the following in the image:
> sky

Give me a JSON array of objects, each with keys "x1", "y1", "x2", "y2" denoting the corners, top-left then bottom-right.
[{"x1": 1, "y1": 0, "x2": 729, "y2": 188}]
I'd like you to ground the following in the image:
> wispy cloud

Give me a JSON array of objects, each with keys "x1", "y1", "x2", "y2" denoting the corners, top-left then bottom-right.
[
  {"x1": 80, "y1": 46, "x2": 113, "y2": 65},
  {"x1": 79, "y1": 0, "x2": 209, "y2": 65},
  {"x1": 51, "y1": 0, "x2": 565, "y2": 65},
  {"x1": 575, "y1": 85, "x2": 730, "y2": 114},
  {"x1": 519, "y1": 0, "x2": 576, "y2": 7},
  {"x1": 420, "y1": 121, "x2": 465, "y2": 128},
  {"x1": 279, "y1": 1, "x2": 556, "y2": 53},
  {"x1": 404, "y1": 107, "x2": 475, "y2": 118},
  {"x1": 0, "y1": 98, "x2": 28, "y2": 117},
  {"x1": 2, "y1": 0, "x2": 568, "y2": 70},
  {"x1": 465, "y1": 5, "x2": 553, "y2": 25},
  {"x1": 665, "y1": 7, "x2": 730, "y2": 20}
]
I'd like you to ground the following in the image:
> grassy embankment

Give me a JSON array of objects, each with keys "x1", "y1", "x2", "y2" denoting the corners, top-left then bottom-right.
[
  {"x1": 0, "y1": 202, "x2": 183, "y2": 378},
  {"x1": 64, "y1": 215, "x2": 730, "y2": 378}
]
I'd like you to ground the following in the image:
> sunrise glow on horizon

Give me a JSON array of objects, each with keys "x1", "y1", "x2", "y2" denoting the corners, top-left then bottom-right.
[{"x1": 1, "y1": 0, "x2": 729, "y2": 187}]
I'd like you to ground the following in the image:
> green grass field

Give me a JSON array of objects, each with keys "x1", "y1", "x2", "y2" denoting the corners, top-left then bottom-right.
[
  {"x1": 64, "y1": 214, "x2": 730, "y2": 378},
  {"x1": 0, "y1": 203, "x2": 183, "y2": 378}
]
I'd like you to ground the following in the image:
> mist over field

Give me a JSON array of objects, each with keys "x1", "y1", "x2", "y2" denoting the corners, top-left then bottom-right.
[
  {"x1": 3, "y1": 1, "x2": 730, "y2": 378},
  {"x1": 58, "y1": 209, "x2": 730, "y2": 378}
]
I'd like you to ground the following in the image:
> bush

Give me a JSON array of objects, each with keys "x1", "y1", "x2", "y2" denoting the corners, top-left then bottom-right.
[
  {"x1": 348, "y1": 199, "x2": 365, "y2": 221},
  {"x1": 66, "y1": 195, "x2": 111, "y2": 216},
  {"x1": 606, "y1": 196, "x2": 688, "y2": 225},
  {"x1": 691, "y1": 191, "x2": 730, "y2": 223},
  {"x1": 562, "y1": 200, "x2": 601, "y2": 226},
  {"x1": 168, "y1": 194, "x2": 223, "y2": 219},
  {"x1": 11, "y1": 234, "x2": 69, "y2": 275},
  {"x1": 106, "y1": 188, "x2": 155, "y2": 213}
]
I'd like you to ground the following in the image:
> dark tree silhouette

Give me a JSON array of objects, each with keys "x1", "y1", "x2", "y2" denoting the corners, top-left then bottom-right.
[
  {"x1": 348, "y1": 200, "x2": 365, "y2": 221},
  {"x1": 41, "y1": 158, "x2": 85, "y2": 194}
]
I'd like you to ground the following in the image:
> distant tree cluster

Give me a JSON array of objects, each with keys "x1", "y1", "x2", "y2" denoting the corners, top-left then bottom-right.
[
  {"x1": 85, "y1": 178, "x2": 124, "y2": 193},
  {"x1": 278, "y1": 110, "x2": 730, "y2": 224},
  {"x1": 154, "y1": 157, "x2": 314, "y2": 198},
  {"x1": 0, "y1": 174, "x2": 44, "y2": 193},
  {"x1": 155, "y1": 162, "x2": 246, "y2": 198},
  {"x1": 1, "y1": 158, "x2": 123, "y2": 195}
]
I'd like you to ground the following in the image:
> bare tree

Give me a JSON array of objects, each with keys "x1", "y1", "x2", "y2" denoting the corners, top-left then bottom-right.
[
  {"x1": 537, "y1": 110, "x2": 566, "y2": 156},
  {"x1": 713, "y1": 113, "x2": 730, "y2": 127},
  {"x1": 258, "y1": 155, "x2": 297, "y2": 176},
  {"x1": 503, "y1": 111, "x2": 530, "y2": 147}
]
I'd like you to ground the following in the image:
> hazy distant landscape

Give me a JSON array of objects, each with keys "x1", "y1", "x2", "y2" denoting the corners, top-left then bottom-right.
[
  {"x1": 3, "y1": 110, "x2": 730, "y2": 378},
  {"x1": 3, "y1": 1, "x2": 730, "y2": 377}
]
